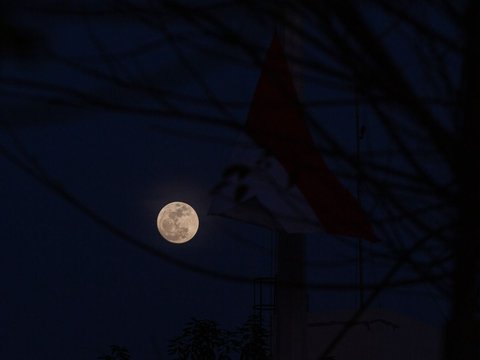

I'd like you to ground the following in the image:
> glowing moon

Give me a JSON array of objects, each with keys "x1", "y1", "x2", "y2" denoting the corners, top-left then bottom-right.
[{"x1": 157, "y1": 202, "x2": 199, "y2": 244}]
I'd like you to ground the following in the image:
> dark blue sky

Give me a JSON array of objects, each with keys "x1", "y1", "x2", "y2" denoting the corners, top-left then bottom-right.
[{"x1": 0, "y1": 2, "x2": 451, "y2": 359}]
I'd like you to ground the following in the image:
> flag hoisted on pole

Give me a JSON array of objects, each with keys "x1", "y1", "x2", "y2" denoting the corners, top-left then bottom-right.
[
  {"x1": 210, "y1": 30, "x2": 379, "y2": 360},
  {"x1": 210, "y1": 34, "x2": 378, "y2": 243}
]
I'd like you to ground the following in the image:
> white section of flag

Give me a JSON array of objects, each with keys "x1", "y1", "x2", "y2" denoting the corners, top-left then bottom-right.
[{"x1": 209, "y1": 133, "x2": 323, "y2": 233}]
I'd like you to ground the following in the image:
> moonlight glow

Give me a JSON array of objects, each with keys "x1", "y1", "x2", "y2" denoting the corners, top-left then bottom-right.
[{"x1": 157, "y1": 202, "x2": 199, "y2": 244}]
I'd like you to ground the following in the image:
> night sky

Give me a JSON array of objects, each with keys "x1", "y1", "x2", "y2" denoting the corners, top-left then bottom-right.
[{"x1": 1, "y1": 2, "x2": 453, "y2": 359}]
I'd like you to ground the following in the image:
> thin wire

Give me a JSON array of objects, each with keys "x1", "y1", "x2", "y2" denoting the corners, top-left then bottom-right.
[{"x1": 355, "y1": 85, "x2": 365, "y2": 308}]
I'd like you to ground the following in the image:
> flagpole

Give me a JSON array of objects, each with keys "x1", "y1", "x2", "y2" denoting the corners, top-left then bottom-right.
[{"x1": 273, "y1": 7, "x2": 308, "y2": 360}]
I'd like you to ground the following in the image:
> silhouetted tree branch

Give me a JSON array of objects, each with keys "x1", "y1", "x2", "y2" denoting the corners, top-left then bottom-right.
[{"x1": 1, "y1": 0, "x2": 478, "y2": 358}]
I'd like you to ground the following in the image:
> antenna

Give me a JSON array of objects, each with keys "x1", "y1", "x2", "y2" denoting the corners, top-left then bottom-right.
[{"x1": 355, "y1": 85, "x2": 365, "y2": 308}]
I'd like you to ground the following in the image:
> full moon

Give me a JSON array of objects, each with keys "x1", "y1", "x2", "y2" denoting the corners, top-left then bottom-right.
[{"x1": 157, "y1": 201, "x2": 199, "y2": 244}]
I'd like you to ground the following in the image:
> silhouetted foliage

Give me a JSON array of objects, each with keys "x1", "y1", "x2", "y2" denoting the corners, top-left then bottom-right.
[
  {"x1": 169, "y1": 315, "x2": 270, "y2": 360},
  {"x1": 98, "y1": 345, "x2": 131, "y2": 360},
  {"x1": 169, "y1": 319, "x2": 232, "y2": 360},
  {"x1": 0, "y1": 10, "x2": 42, "y2": 59},
  {"x1": 235, "y1": 315, "x2": 270, "y2": 360}
]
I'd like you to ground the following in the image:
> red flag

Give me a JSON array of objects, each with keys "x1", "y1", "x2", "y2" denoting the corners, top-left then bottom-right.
[{"x1": 211, "y1": 35, "x2": 378, "y2": 242}]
